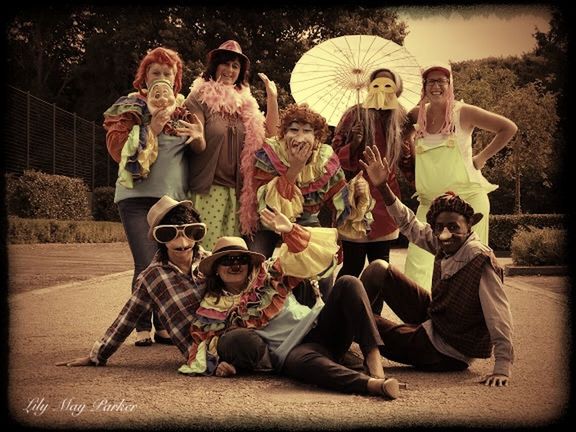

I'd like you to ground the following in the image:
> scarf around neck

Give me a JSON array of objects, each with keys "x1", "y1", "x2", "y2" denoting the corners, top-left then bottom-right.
[{"x1": 189, "y1": 77, "x2": 266, "y2": 236}]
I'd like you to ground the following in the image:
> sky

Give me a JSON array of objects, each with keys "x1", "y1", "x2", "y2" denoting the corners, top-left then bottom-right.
[{"x1": 397, "y1": 5, "x2": 552, "y2": 67}]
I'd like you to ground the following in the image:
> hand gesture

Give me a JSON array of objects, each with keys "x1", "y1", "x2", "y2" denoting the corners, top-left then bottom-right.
[
  {"x1": 260, "y1": 207, "x2": 293, "y2": 234},
  {"x1": 350, "y1": 123, "x2": 364, "y2": 147},
  {"x1": 150, "y1": 107, "x2": 172, "y2": 136},
  {"x1": 214, "y1": 361, "x2": 237, "y2": 378},
  {"x1": 354, "y1": 171, "x2": 369, "y2": 198},
  {"x1": 286, "y1": 140, "x2": 314, "y2": 175},
  {"x1": 175, "y1": 113, "x2": 204, "y2": 144},
  {"x1": 480, "y1": 374, "x2": 509, "y2": 387},
  {"x1": 258, "y1": 73, "x2": 278, "y2": 100},
  {"x1": 359, "y1": 145, "x2": 390, "y2": 188},
  {"x1": 56, "y1": 356, "x2": 95, "y2": 367}
]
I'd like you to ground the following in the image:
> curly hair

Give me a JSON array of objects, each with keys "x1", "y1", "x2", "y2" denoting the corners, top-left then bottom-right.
[
  {"x1": 132, "y1": 47, "x2": 183, "y2": 96},
  {"x1": 278, "y1": 104, "x2": 329, "y2": 143}
]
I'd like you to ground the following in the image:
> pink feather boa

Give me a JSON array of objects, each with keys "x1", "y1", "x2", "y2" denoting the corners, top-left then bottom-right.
[{"x1": 189, "y1": 77, "x2": 266, "y2": 236}]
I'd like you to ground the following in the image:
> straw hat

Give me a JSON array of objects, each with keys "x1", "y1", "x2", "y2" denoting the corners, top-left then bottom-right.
[
  {"x1": 147, "y1": 195, "x2": 197, "y2": 240},
  {"x1": 207, "y1": 40, "x2": 250, "y2": 68},
  {"x1": 199, "y1": 237, "x2": 265, "y2": 276}
]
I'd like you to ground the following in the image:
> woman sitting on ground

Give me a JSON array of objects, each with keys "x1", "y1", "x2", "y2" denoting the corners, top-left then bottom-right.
[{"x1": 180, "y1": 206, "x2": 403, "y2": 400}]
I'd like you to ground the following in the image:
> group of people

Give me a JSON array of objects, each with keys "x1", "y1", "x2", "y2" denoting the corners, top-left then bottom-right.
[{"x1": 58, "y1": 39, "x2": 518, "y2": 399}]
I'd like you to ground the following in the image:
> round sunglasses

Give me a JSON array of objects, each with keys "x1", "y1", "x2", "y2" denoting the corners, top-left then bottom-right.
[
  {"x1": 152, "y1": 223, "x2": 206, "y2": 243},
  {"x1": 217, "y1": 254, "x2": 251, "y2": 267}
]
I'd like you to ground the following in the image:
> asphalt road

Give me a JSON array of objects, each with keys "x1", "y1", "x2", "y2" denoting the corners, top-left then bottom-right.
[{"x1": 6, "y1": 246, "x2": 572, "y2": 430}]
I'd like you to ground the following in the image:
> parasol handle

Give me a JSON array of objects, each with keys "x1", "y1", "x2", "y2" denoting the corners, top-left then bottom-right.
[{"x1": 355, "y1": 89, "x2": 362, "y2": 126}]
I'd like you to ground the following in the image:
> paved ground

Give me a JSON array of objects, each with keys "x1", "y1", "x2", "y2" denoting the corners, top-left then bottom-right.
[{"x1": 6, "y1": 243, "x2": 573, "y2": 430}]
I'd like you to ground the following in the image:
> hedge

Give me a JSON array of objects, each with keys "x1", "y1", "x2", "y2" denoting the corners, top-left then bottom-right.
[
  {"x1": 489, "y1": 214, "x2": 566, "y2": 251},
  {"x1": 6, "y1": 170, "x2": 91, "y2": 220},
  {"x1": 511, "y1": 226, "x2": 566, "y2": 266},
  {"x1": 8, "y1": 216, "x2": 126, "y2": 244}
]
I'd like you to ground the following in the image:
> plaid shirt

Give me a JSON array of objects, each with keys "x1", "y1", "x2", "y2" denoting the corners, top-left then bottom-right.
[{"x1": 89, "y1": 248, "x2": 209, "y2": 365}]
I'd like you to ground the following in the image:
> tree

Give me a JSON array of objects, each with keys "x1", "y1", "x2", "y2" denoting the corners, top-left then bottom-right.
[
  {"x1": 490, "y1": 83, "x2": 557, "y2": 214},
  {"x1": 7, "y1": 6, "x2": 409, "y2": 121}
]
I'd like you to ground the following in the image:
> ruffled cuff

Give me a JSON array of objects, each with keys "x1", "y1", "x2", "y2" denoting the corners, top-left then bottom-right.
[
  {"x1": 262, "y1": 176, "x2": 304, "y2": 222},
  {"x1": 277, "y1": 225, "x2": 339, "y2": 278},
  {"x1": 338, "y1": 174, "x2": 375, "y2": 240},
  {"x1": 117, "y1": 125, "x2": 159, "y2": 189},
  {"x1": 178, "y1": 336, "x2": 220, "y2": 376}
]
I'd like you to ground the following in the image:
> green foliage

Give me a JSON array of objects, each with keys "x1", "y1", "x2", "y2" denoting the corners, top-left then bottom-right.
[
  {"x1": 7, "y1": 6, "x2": 408, "y2": 121},
  {"x1": 6, "y1": 170, "x2": 92, "y2": 220},
  {"x1": 489, "y1": 214, "x2": 565, "y2": 251},
  {"x1": 92, "y1": 186, "x2": 120, "y2": 222},
  {"x1": 511, "y1": 226, "x2": 566, "y2": 266},
  {"x1": 452, "y1": 57, "x2": 561, "y2": 214},
  {"x1": 8, "y1": 216, "x2": 126, "y2": 244}
]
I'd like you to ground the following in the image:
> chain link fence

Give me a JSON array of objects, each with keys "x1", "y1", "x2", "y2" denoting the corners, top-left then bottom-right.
[{"x1": 4, "y1": 85, "x2": 115, "y2": 190}]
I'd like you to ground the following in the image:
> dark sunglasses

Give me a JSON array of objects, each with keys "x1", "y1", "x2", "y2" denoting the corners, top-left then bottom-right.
[
  {"x1": 217, "y1": 254, "x2": 251, "y2": 267},
  {"x1": 153, "y1": 223, "x2": 206, "y2": 243}
]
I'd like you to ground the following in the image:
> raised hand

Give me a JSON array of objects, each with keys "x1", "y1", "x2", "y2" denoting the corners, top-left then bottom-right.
[
  {"x1": 353, "y1": 171, "x2": 369, "y2": 198},
  {"x1": 260, "y1": 207, "x2": 293, "y2": 234},
  {"x1": 258, "y1": 73, "x2": 278, "y2": 100},
  {"x1": 359, "y1": 145, "x2": 390, "y2": 188},
  {"x1": 286, "y1": 140, "x2": 314, "y2": 172},
  {"x1": 350, "y1": 122, "x2": 364, "y2": 149},
  {"x1": 150, "y1": 107, "x2": 172, "y2": 136},
  {"x1": 175, "y1": 113, "x2": 204, "y2": 144}
]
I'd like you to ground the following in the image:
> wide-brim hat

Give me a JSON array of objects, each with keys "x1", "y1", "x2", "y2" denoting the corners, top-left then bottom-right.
[
  {"x1": 421, "y1": 62, "x2": 452, "y2": 79},
  {"x1": 199, "y1": 236, "x2": 265, "y2": 276},
  {"x1": 207, "y1": 40, "x2": 250, "y2": 68},
  {"x1": 147, "y1": 195, "x2": 197, "y2": 240}
]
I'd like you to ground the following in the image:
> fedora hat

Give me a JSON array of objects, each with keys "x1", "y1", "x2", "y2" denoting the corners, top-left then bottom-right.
[
  {"x1": 147, "y1": 195, "x2": 197, "y2": 240},
  {"x1": 207, "y1": 40, "x2": 250, "y2": 67},
  {"x1": 199, "y1": 236, "x2": 265, "y2": 276}
]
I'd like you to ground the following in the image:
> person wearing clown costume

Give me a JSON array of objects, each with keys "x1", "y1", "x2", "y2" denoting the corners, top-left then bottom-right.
[
  {"x1": 103, "y1": 47, "x2": 205, "y2": 347},
  {"x1": 402, "y1": 63, "x2": 517, "y2": 290},
  {"x1": 331, "y1": 68, "x2": 414, "y2": 279},
  {"x1": 184, "y1": 40, "x2": 280, "y2": 251},
  {"x1": 250, "y1": 103, "x2": 375, "y2": 302}
]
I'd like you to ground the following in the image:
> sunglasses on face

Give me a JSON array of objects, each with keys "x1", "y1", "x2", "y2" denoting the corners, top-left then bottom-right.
[
  {"x1": 217, "y1": 255, "x2": 251, "y2": 267},
  {"x1": 153, "y1": 223, "x2": 206, "y2": 243}
]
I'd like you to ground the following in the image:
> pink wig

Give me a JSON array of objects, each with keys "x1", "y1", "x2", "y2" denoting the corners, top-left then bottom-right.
[{"x1": 415, "y1": 64, "x2": 455, "y2": 139}]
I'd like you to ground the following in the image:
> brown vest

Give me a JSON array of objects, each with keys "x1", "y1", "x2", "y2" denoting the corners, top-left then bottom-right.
[{"x1": 429, "y1": 252, "x2": 504, "y2": 358}]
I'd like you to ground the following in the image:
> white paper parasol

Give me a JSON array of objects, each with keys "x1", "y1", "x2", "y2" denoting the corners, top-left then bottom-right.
[{"x1": 290, "y1": 35, "x2": 422, "y2": 126}]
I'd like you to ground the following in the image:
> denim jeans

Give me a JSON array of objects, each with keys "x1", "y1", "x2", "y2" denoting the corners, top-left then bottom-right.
[{"x1": 117, "y1": 197, "x2": 165, "y2": 333}]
